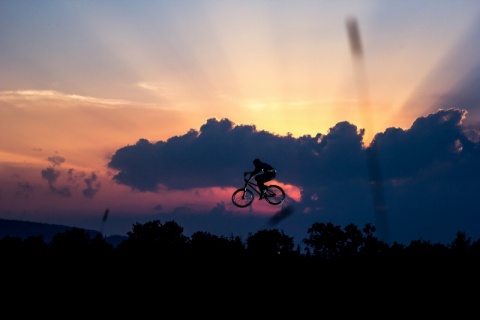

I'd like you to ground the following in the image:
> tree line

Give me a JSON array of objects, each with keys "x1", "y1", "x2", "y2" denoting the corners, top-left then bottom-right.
[{"x1": 2, "y1": 219, "x2": 480, "y2": 265}]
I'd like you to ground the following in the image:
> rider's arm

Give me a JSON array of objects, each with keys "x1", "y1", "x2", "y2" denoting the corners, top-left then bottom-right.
[
  {"x1": 245, "y1": 169, "x2": 258, "y2": 177},
  {"x1": 249, "y1": 167, "x2": 261, "y2": 176}
]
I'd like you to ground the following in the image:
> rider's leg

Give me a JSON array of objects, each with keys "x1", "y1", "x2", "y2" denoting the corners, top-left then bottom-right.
[
  {"x1": 255, "y1": 176, "x2": 266, "y2": 199},
  {"x1": 255, "y1": 175, "x2": 267, "y2": 193},
  {"x1": 256, "y1": 173, "x2": 275, "y2": 195}
]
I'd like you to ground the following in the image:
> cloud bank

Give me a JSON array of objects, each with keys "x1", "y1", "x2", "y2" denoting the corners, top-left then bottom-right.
[{"x1": 108, "y1": 108, "x2": 480, "y2": 245}]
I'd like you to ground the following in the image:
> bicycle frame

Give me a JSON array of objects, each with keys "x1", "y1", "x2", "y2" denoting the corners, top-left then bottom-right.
[
  {"x1": 232, "y1": 173, "x2": 285, "y2": 207},
  {"x1": 242, "y1": 174, "x2": 279, "y2": 199},
  {"x1": 243, "y1": 177, "x2": 264, "y2": 196}
]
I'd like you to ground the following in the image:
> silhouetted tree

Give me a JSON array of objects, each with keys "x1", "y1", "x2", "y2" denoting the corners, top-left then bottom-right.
[
  {"x1": 0, "y1": 236, "x2": 24, "y2": 260},
  {"x1": 49, "y1": 227, "x2": 113, "y2": 260},
  {"x1": 189, "y1": 231, "x2": 245, "y2": 258},
  {"x1": 303, "y1": 222, "x2": 346, "y2": 260},
  {"x1": 302, "y1": 222, "x2": 388, "y2": 261},
  {"x1": 22, "y1": 235, "x2": 49, "y2": 259},
  {"x1": 469, "y1": 237, "x2": 480, "y2": 260},
  {"x1": 50, "y1": 227, "x2": 94, "y2": 256},
  {"x1": 7, "y1": 217, "x2": 480, "y2": 278},
  {"x1": 449, "y1": 231, "x2": 471, "y2": 257},
  {"x1": 116, "y1": 220, "x2": 188, "y2": 261},
  {"x1": 342, "y1": 223, "x2": 365, "y2": 257},
  {"x1": 358, "y1": 223, "x2": 390, "y2": 258},
  {"x1": 404, "y1": 239, "x2": 449, "y2": 262},
  {"x1": 246, "y1": 229, "x2": 295, "y2": 257}
]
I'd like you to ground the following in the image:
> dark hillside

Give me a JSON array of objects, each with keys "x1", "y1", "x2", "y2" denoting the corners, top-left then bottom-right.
[
  {"x1": 0, "y1": 218, "x2": 125, "y2": 246},
  {"x1": 0, "y1": 219, "x2": 76, "y2": 242}
]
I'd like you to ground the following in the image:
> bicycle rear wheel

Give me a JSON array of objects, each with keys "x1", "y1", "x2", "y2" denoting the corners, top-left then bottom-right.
[
  {"x1": 264, "y1": 185, "x2": 285, "y2": 205},
  {"x1": 232, "y1": 188, "x2": 254, "y2": 207}
]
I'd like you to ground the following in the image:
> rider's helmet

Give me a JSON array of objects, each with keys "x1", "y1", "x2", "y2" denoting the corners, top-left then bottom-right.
[{"x1": 253, "y1": 158, "x2": 261, "y2": 165}]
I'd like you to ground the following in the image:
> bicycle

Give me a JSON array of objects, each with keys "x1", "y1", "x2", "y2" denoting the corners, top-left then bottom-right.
[{"x1": 232, "y1": 172, "x2": 286, "y2": 208}]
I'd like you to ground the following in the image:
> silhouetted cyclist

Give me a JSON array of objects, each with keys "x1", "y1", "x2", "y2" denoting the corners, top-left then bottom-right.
[{"x1": 245, "y1": 158, "x2": 276, "y2": 199}]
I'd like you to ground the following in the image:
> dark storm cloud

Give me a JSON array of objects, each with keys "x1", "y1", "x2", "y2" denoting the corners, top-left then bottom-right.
[
  {"x1": 108, "y1": 117, "x2": 368, "y2": 191},
  {"x1": 66, "y1": 169, "x2": 102, "y2": 199},
  {"x1": 41, "y1": 167, "x2": 71, "y2": 197},
  {"x1": 67, "y1": 168, "x2": 84, "y2": 182},
  {"x1": 108, "y1": 108, "x2": 480, "y2": 245},
  {"x1": 41, "y1": 167, "x2": 60, "y2": 184},
  {"x1": 12, "y1": 162, "x2": 100, "y2": 201},
  {"x1": 372, "y1": 108, "x2": 474, "y2": 179},
  {"x1": 109, "y1": 110, "x2": 480, "y2": 194},
  {"x1": 370, "y1": 108, "x2": 480, "y2": 243},
  {"x1": 82, "y1": 172, "x2": 101, "y2": 199},
  {"x1": 41, "y1": 156, "x2": 72, "y2": 196},
  {"x1": 47, "y1": 155, "x2": 66, "y2": 166}
]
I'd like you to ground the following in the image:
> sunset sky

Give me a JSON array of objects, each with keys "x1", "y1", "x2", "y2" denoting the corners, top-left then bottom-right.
[{"x1": 2, "y1": 1, "x2": 480, "y2": 246}]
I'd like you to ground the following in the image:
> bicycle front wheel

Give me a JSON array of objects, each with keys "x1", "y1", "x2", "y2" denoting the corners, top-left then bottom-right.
[
  {"x1": 264, "y1": 185, "x2": 285, "y2": 205},
  {"x1": 232, "y1": 188, "x2": 254, "y2": 208}
]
